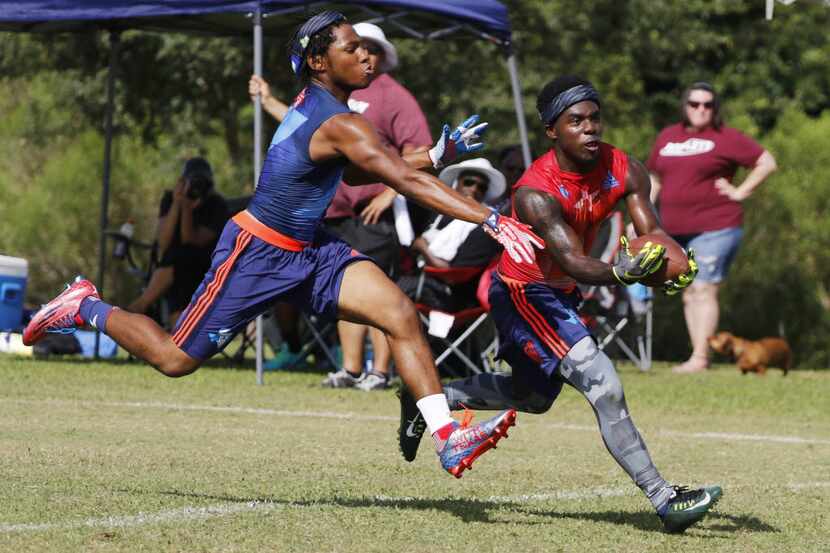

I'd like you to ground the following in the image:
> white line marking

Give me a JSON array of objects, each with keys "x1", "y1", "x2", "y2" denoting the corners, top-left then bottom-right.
[
  {"x1": 3, "y1": 482, "x2": 828, "y2": 534},
  {"x1": 0, "y1": 501, "x2": 287, "y2": 533},
  {"x1": 4, "y1": 398, "x2": 830, "y2": 445},
  {"x1": 545, "y1": 422, "x2": 830, "y2": 445}
]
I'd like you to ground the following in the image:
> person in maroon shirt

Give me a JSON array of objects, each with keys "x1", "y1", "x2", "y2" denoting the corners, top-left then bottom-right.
[
  {"x1": 249, "y1": 22, "x2": 433, "y2": 389},
  {"x1": 647, "y1": 82, "x2": 777, "y2": 374}
]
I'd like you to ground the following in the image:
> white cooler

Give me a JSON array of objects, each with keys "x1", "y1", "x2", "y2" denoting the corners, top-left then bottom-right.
[{"x1": 0, "y1": 255, "x2": 28, "y2": 331}]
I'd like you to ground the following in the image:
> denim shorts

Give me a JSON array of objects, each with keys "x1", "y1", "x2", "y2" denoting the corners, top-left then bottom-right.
[{"x1": 673, "y1": 227, "x2": 743, "y2": 284}]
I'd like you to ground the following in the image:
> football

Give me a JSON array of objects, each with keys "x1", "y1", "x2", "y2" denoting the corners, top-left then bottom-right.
[{"x1": 626, "y1": 232, "x2": 689, "y2": 287}]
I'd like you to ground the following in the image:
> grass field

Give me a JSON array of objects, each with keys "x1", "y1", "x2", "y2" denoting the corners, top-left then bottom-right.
[{"x1": 1, "y1": 356, "x2": 828, "y2": 553}]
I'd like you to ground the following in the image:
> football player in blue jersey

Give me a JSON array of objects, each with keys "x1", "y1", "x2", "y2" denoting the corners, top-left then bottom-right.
[{"x1": 24, "y1": 12, "x2": 545, "y2": 478}]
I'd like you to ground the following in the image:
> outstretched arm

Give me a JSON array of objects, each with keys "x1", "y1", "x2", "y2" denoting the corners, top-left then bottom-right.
[{"x1": 315, "y1": 113, "x2": 490, "y2": 224}]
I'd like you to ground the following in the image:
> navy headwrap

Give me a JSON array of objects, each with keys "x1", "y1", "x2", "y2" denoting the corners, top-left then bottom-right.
[
  {"x1": 289, "y1": 11, "x2": 347, "y2": 76},
  {"x1": 538, "y1": 84, "x2": 601, "y2": 127}
]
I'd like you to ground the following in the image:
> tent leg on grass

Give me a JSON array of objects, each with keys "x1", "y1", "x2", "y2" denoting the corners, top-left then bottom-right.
[{"x1": 94, "y1": 30, "x2": 120, "y2": 359}]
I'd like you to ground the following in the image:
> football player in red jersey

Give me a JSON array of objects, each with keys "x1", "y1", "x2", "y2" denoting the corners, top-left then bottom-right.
[{"x1": 398, "y1": 76, "x2": 720, "y2": 533}]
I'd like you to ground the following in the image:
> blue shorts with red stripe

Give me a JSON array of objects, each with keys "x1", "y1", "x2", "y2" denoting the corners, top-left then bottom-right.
[
  {"x1": 490, "y1": 273, "x2": 593, "y2": 400},
  {"x1": 171, "y1": 214, "x2": 369, "y2": 360}
]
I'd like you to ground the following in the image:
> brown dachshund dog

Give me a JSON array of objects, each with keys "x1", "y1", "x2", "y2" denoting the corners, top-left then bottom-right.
[{"x1": 708, "y1": 331, "x2": 792, "y2": 375}]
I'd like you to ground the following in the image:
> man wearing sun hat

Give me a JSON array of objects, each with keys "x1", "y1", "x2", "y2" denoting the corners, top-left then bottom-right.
[
  {"x1": 395, "y1": 158, "x2": 505, "y2": 314},
  {"x1": 413, "y1": 158, "x2": 506, "y2": 269}
]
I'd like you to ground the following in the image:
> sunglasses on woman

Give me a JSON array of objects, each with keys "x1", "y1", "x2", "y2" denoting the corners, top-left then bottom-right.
[{"x1": 687, "y1": 100, "x2": 714, "y2": 110}]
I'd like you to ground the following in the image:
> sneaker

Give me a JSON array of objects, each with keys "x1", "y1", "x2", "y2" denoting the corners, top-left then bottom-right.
[
  {"x1": 439, "y1": 409, "x2": 517, "y2": 478},
  {"x1": 355, "y1": 370, "x2": 389, "y2": 391},
  {"x1": 263, "y1": 344, "x2": 306, "y2": 371},
  {"x1": 397, "y1": 386, "x2": 426, "y2": 462},
  {"x1": 660, "y1": 485, "x2": 723, "y2": 533},
  {"x1": 23, "y1": 277, "x2": 99, "y2": 346},
  {"x1": 321, "y1": 368, "x2": 363, "y2": 388}
]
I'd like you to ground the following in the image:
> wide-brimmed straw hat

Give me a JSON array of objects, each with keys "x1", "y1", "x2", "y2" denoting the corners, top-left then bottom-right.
[
  {"x1": 352, "y1": 22, "x2": 398, "y2": 73},
  {"x1": 438, "y1": 158, "x2": 506, "y2": 204}
]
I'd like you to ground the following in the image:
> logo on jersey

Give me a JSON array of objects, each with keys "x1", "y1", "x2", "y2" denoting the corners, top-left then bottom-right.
[
  {"x1": 659, "y1": 138, "x2": 715, "y2": 157},
  {"x1": 558, "y1": 185, "x2": 570, "y2": 198},
  {"x1": 208, "y1": 328, "x2": 235, "y2": 350},
  {"x1": 601, "y1": 172, "x2": 620, "y2": 190},
  {"x1": 573, "y1": 189, "x2": 600, "y2": 211},
  {"x1": 292, "y1": 87, "x2": 308, "y2": 108}
]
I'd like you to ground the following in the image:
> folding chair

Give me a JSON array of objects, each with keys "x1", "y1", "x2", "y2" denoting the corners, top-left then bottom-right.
[
  {"x1": 578, "y1": 211, "x2": 653, "y2": 370},
  {"x1": 412, "y1": 259, "x2": 499, "y2": 377}
]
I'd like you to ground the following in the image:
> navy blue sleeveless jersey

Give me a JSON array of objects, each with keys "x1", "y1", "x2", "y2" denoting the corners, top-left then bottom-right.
[{"x1": 247, "y1": 84, "x2": 351, "y2": 242}]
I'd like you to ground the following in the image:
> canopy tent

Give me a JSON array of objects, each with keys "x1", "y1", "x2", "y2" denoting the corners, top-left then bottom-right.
[{"x1": 1, "y1": 0, "x2": 532, "y2": 383}]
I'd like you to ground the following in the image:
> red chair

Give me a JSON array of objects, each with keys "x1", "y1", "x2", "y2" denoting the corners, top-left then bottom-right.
[{"x1": 413, "y1": 258, "x2": 499, "y2": 376}]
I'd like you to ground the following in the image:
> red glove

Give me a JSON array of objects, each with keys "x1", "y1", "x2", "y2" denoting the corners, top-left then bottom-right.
[{"x1": 482, "y1": 209, "x2": 544, "y2": 265}]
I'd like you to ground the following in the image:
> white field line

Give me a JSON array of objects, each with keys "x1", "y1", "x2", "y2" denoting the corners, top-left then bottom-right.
[
  {"x1": 4, "y1": 397, "x2": 830, "y2": 446},
  {"x1": 545, "y1": 421, "x2": 830, "y2": 445},
  {"x1": 2, "y1": 482, "x2": 828, "y2": 534}
]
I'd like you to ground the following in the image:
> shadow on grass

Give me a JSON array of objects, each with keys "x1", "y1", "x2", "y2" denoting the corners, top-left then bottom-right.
[
  {"x1": 133, "y1": 489, "x2": 777, "y2": 534},
  {"x1": 520, "y1": 507, "x2": 778, "y2": 535}
]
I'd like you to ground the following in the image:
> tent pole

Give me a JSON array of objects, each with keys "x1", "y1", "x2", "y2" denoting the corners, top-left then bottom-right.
[
  {"x1": 253, "y1": 7, "x2": 265, "y2": 385},
  {"x1": 94, "y1": 30, "x2": 120, "y2": 359},
  {"x1": 504, "y1": 47, "x2": 532, "y2": 168}
]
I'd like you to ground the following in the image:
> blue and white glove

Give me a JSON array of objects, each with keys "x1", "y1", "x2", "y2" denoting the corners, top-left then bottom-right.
[{"x1": 428, "y1": 115, "x2": 489, "y2": 169}]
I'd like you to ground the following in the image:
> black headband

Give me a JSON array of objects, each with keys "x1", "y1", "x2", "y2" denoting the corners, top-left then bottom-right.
[{"x1": 539, "y1": 84, "x2": 601, "y2": 126}]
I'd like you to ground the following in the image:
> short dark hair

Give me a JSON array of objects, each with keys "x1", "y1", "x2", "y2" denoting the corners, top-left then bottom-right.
[
  {"x1": 287, "y1": 12, "x2": 349, "y2": 84},
  {"x1": 536, "y1": 75, "x2": 596, "y2": 126},
  {"x1": 681, "y1": 81, "x2": 723, "y2": 130}
]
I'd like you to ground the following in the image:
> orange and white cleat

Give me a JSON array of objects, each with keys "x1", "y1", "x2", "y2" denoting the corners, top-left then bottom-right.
[{"x1": 438, "y1": 409, "x2": 517, "y2": 478}]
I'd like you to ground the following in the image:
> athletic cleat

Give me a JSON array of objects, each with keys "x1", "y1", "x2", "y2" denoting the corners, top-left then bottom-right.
[
  {"x1": 397, "y1": 386, "x2": 426, "y2": 462},
  {"x1": 439, "y1": 409, "x2": 517, "y2": 478},
  {"x1": 321, "y1": 367, "x2": 363, "y2": 388},
  {"x1": 660, "y1": 485, "x2": 722, "y2": 533},
  {"x1": 22, "y1": 276, "x2": 99, "y2": 346}
]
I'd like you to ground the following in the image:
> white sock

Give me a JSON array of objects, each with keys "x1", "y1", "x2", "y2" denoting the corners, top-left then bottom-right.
[{"x1": 415, "y1": 393, "x2": 455, "y2": 435}]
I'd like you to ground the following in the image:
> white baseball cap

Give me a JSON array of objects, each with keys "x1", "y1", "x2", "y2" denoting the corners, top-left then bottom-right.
[
  {"x1": 439, "y1": 158, "x2": 507, "y2": 205},
  {"x1": 353, "y1": 22, "x2": 398, "y2": 73}
]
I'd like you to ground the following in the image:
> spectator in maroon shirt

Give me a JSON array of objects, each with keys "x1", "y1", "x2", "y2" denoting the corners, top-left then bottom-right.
[
  {"x1": 647, "y1": 82, "x2": 777, "y2": 374},
  {"x1": 249, "y1": 22, "x2": 432, "y2": 390}
]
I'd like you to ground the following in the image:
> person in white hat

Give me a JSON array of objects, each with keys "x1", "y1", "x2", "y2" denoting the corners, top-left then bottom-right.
[
  {"x1": 248, "y1": 22, "x2": 435, "y2": 391},
  {"x1": 409, "y1": 158, "x2": 506, "y2": 272}
]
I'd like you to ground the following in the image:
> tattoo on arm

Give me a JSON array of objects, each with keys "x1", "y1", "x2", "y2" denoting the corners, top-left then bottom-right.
[{"x1": 514, "y1": 188, "x2": 616, "y2": 285}]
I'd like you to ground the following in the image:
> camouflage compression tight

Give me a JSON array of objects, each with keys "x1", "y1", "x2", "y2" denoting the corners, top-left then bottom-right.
[{"x1": 444, "y1": 336, "x2": 673, "y2": 512}]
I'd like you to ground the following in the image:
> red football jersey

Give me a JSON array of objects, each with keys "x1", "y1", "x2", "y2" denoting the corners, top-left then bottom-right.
[{"x1": 498, "y1": 143, "x2": 629, "y2": 289}]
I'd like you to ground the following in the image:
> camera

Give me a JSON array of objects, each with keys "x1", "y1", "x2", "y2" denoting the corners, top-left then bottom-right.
[
  {"x1": 186, "y1": 175, "x2": 212, "y2": 200},
  {"x1": 181, "y1": 157, "x2": 214, "y2": 201}
]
